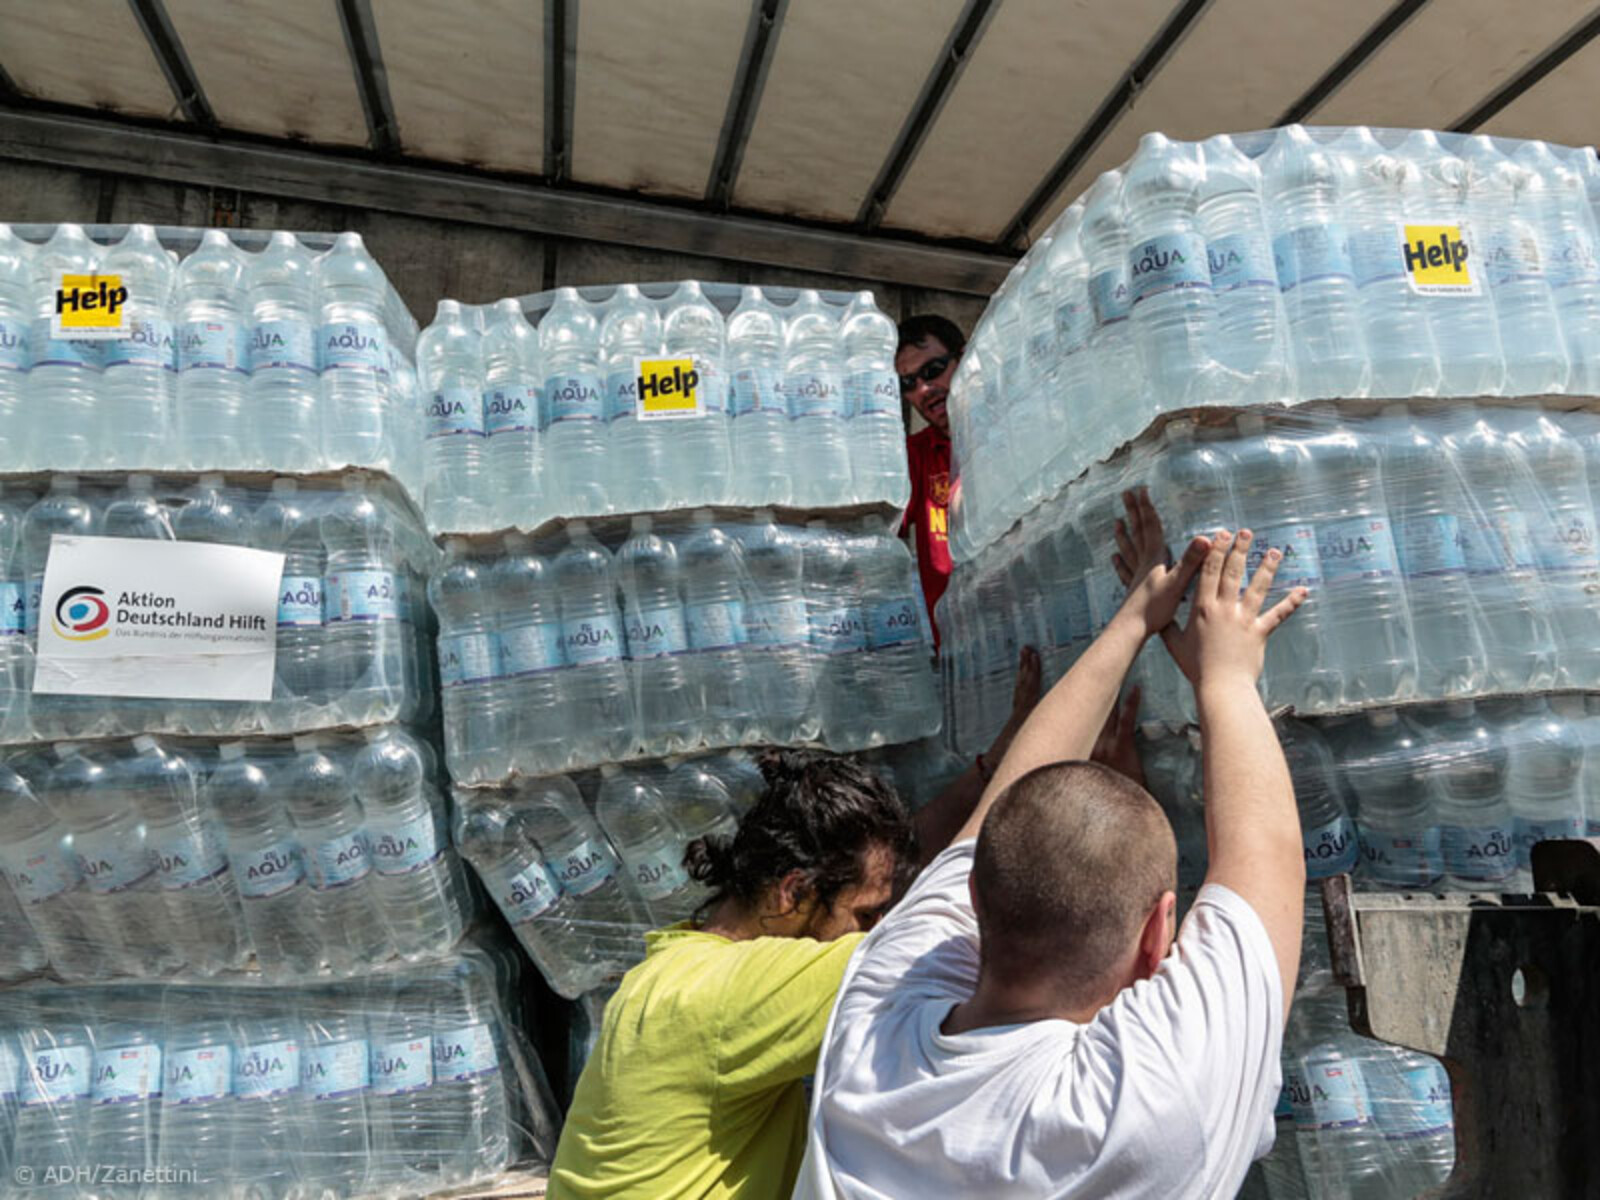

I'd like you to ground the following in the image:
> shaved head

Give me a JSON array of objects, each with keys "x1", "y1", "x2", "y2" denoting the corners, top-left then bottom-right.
[{"x1": 973, "y1": 761, "x2": 1177, "y2": 1001}]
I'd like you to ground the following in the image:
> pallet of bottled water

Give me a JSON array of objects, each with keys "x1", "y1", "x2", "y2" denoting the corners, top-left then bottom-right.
[
  {"x1": 417, "y1": 282, "x2": 911, "y2": 534},
  {"x1": 0, "y1": 224, "x2": 422, "y2": 492},
  {"x1": 0, "y1": 944, "x2": 561, "y2": 1200},
  {"x1": 0, "y1": 727, "x2": 474, "y2": 984},
  {"x1": 950, "y1": 125, "x2": 1600, "y2": 562},
  {"x1": 434, "y1": 509, "x2": 939, "y2": 786},
  {"x1": 0, "y1": 472, "x2": 437, "y2": 743},
  {"x1": 940, "y1": 401, "x2": 1600, "y2": 745}
]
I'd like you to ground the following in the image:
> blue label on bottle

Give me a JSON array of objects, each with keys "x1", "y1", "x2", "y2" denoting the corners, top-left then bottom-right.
[
  {"x1": 551, "y1": 837, "x2": 620, "y2": 898},
  {"x1": 1514, "y1": 814, "x2": 1585, "y2": 867},
  {"x1": 166, "y1": 1045, "x2": 232, "y2": 1103},
  {"x1": 545, "y1": 372, "x2": 605, "y2": 424},
  {"x1": 432, "y1": 1024, "x2": 499, "y2": 1081},
  {"x1": 784, "y1": 371, "x2": 844, "y2": 420},
  {"x1": 746, "y1": 597, "x2": 808, "y2": 648},
  {"x1": 562, "y1": 614, "x2": 625, "y2": 666},
  {"x1": 1359, "y1": 826, "x2": 1443, "y2": 888},
  {"x1": 1462, "y1": 511, "x2": 1537, "y2": 573},
  {"x1": 303, "y1": 1039, "x2": 367, "y2": 1100},
  {"x1": 0, "y1": 581, "x2": 26, "y2": 636},
  {"x1": 626, "y1": 605, "x2": 689, "y2": 659},
  {"x1": 93, "y1": 1043, "x2": 162, "y2": 1105},
  {"x1": 1207, "y1": 232, "x2": 1277, "y2": 292},
  {"x1": 696, "y1": 359, "x2": 729, "y2": 416},
  {"x1": 604, "y1": 369, "x2": 638, "y2": 423},
  {"x1": 34, "y1": 331, "x2": 103, "y2": 369},
  {"x1": 234, "y1": 838, "x2": 304, "y2": 899},
  {"x1": 1398, "y1": 515, "x2": 1468, "y2": 577},
  {"x1": 1386, "y1": 1064, "x2": 1453, "y2": 1138},
  {"x1": 630, "y1": 849, "x2": 689, "y2": 902},
  {"x1": 0, "y1": 318, "x2": 29, "y2": 371},
  {"x1": 1128, "y1": 232, "x2": 1211, "y2": 306},
  {"x1": 1272, "y1": 223, "x2": 1355, "y2": 291},
  {"x1": 179, "y1": 319, "x2": 248, "y2": 374},
  {"x1": 304, "y1": 831, "x2": 371, "y2": 891},
  {"x1": 74, "y1": 827, "x2": 156, "y2": 895},
  {"x1": 811, "y1": 606, "x2": 868, "y2": 655},
  {"x1": 497, "y1": 622, "x2": 566, "y2": 676},
  {"x1": 439, "y1": 632, "x2": 497, "y2": 688},
  {"x1": 1530, "y1": 511, "x2": 1600, "y2": 572},
  {"x1": 732, "y1": 366, "x2": 784, "y2": 417},
  {"x1": 1349, "y1": 226, "x2": 1407, "y2": 288},
  {"x1": 104, "y1": 317, "x2": 175, "y2": 371},
  {"x1": 368, "y1": 809, "x2": 443, "y2": 876},
  {"x1": 23, "y1": 1045, "x2": 91, "y2": 1106},
  {"x1": 0, "y1": 841, "x2": 78, "y2": 904},
  {"x1": 847, "y1": 369, "x2": 901, "y2": 418},
  {"x1": 235, "y1": 1038, "x2": 299, "y2": 1100},
  {"x1": 1089, "y1": 269, "x2": 1131, "y2": 326},
  {"x1": 687, "y1": 600, "x2": 746, "y2": 651},
  {"x1": 319, "y1": 321, "x2": 388, "y2": 373},
  {"x1": 249, "y1": 319, "x2": 317, "y2": 373},
  {"x1": 501, "y1": 861, "x2": 560, "y2": 923},
  {"x1": 1442, "y1": 822, "x2": 1516, "y2": 882},
  {"x1": 1290, "y1": 1060, "x2": 1371, "y2": 1131},
  {"x1": 1317, "y1": 516, "x2": 1400, "y2": 583},
  {"x1": 1546, "y1": 231, "x2": 1600, "y2": 288},
  {"x1": 1303, "y1": 815, "x2": 1359, "y2": 880},
  {"x1": 149, "y1": 821, "x2": 228, "y2": 891},
  {"x1": 326, "y1": 570, "x2": 400, "y2": 623},
  {"x1": 277, "y1": 574, "x2": 324, "y2": 628},
  {"x1": 370, "y1": 1037, "x2": 433, "y2": 1096},
  {"x1": 426, "y1": 387, "x2": 485, "y2": 439},
  {"x1": 868, "y1": 598, "x2": 924, "y2": 649},
  {"x1": 1482, "y1": 227, "x2": 1545, "y2": 286},
  {"x1": 485, "y1": 385, "x2": 541, "y2": 435}
]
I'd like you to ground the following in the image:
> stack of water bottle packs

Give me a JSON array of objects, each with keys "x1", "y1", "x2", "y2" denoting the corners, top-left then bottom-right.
[
  {"x1": 0, "y1": 224, "x2": 421, "y2": 490},
  {"x1": 941, "y1": 400, "x2": 1600, "y2": 749},
  {"x1": 433, "y1": 508, "x2": 939, "y2": 784},
  {"x1": 0, "y1": 473, "x2": 436, "y2": 742},
  {"x1": 0, "y1": 946, "x2": 560, "y2": 1200},
  {"x1": 417, "y1": 282, "x2": 910, "y2": 533},
  {"x1": 950, "y1": 124, "x2": 1600, "y2": 559}
]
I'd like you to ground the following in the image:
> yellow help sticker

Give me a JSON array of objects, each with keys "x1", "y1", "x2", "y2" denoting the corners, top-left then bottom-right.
[
  {"x1": 1399, "y1": 223, "x2": 1481, "y2": 296},
  {"x1": 634, "y1": 356, "x2": 704, "y2": 421},
  {"x1": 51, "y1": 273, "x2": 130, "y2": 339}
]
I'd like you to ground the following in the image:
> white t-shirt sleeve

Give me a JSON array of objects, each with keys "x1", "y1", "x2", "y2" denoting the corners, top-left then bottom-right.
[
  {"x1": 1100, "y1": 882, "x2": 1285, "y2": 1192},
  {"x1": 840, "y1": 840, "x2": 979, "y2": 1004}
]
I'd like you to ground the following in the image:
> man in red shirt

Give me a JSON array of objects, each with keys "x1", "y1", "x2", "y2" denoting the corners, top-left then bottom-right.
[{"x1": 896, "y1": 314, "x2": 964, "y2": 645}]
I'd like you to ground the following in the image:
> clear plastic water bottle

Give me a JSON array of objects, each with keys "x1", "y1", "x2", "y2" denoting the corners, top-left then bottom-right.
[
  {"x1": 418, "y1": 300, "x2": 487, "y2": 531},
  {"x1": 1261, "y1": 125, "x2": 1370, "y2": 399},
  {"x1": 1279, "y1": 720, "x2": 1356, "y2": 974},
  {"x1": 1460, "y1": 135, "x2": 1570, "y2": 395},
  {"x1": 1331, "y1": 127, "x2": 1439, "y2": 398},
  {"x1": 298, "y1": 988, "x2": 372, "y2": 1198},
  {"x1": 782, "y1": 290, "x2": 849, "y2": 508},
  {"x1": 11, "y1": 994, "x2": 95, "y2": 1194},
  {"x1": 100, "y1": 224, "x2": 176, "y2": 469},
  {"x1": 321, "y1": 478, "x2": 406, "y2": 725},
  {"x1": 616, "y1": 514, "x2": 696, "y2": 758},
  {"x1": 552, "y1": 520, "x2": 634, "y2": 767},
  {"x1": 663, "y1": 280, "x2": 731, "y2": 507},
  {"x1": 0, "y1": 761, "x2": 105, "y2": 979},
  {"x1": 172, "y1": 474, "x2": 251, "y2": 734},
  {"x1": 737, "y1": 510, "x2": 818, "y2": 745},
  {"x1": 0, "y1": 865, "x2": 46, "y2": 980},
  {"x1": 364, "y1": 977, "x2": 437, "y2": 1195},
  {"x1": 1427, "y1": 700, "x2": 1515, "y2": 891},
  {"x1": 1041, "y1": 204, "x2": 1096, "y2": 491},
  {"x1": 126, "y1": 736, "x2": 247, "y2": 975},
  {"x1": 855, "y1": 516, "x2": 939, "y2": 747},
  {"x1": 481, "y1": 298, "x2": 544, "y2": 529},
  {"x1": 175, "y1": 229, "x2": 249, "y2": 467},
  {"x1": 283, "y1": 734, "x2": 394, "y2": 975},
  {"x1": 680, "y1": 510, "x2": 755, "y2": 748},
  {"x1": 841, "y1": 290, "x2": 909, "y2": 508},
  {"x1": 1015, "y1": 237, "x2": 1065, "y2": 506},
  {"x1": 0, "y1": 226, "x2": 33, "y2": 468},
  {"x1": 601, "y1": 284, "x2": 667, "y2": 513},
  {"x1": 727, "y1": 287, "x2": 791, "y2": 507},
  {"x1": 594, "y1": 764, "x2": 699, "y2": 925},
  {"x1": 1368, "y1": 1046, "x2": 1455, "y2": 1193},
  {"x1": 27, "y1": 224, "x2": 103, "y2": 469},
  {"x1": 1253, "y1": 1065, "x2": 1311, "y2": 1199},
  {"x1": 245, "y1": 231, "x2": 321, "y2": 471},
  {"x1": 1375, "y1": 403, "x2": 1487, "y2": 698},
  {"x1": 1504, "y1": 696, "x2": 1586, "y2": 889},
  {"x1": 540, "y1": 287, "x2": 609, "y2": 516},
  {"x1": 1197, "y1": 134, "x2": 1293, "y2": 405},
  {"x1": 804, "y1": 520, "x2": 868, "y2": 752},
  {"x1": 86, "y1": 1009, "x2": 164, "y2": 1197},
  {"x1": 1080, "y1": 171, "x2": 1147, "y2": 445},
  {"x1": 208, "y1": 742, "x2": 321, "y2": 981},
  {"x1": 1285, "y1": 983, "x2": 1393, "y2": 1198},
  {"x1": 660, "y1": 757, "x2": 740, "y2": 848},
  {"x1": 1340, "y1": 708, "x2": 1442, "y2": 890},
  {"x1": 317, "y1": 232, "x2": 393, "y2": 468},
  {"x1": 101, "y1": 473, "x2": 171, "y2": 541},
  {"x1": 255, "y1": 479, "x2": 330, "y2": 727},
  {"x1": 0, "y1": 484, "x2": 35, "y2": 741},
  {"x1": 156, "y1": 996, "x2": 236, "y2": 1197},
  {"x1": 1123, "y1": 132, "x2": 1220, "y2": 408},
  {"x1": 432, "y1": 540, "x2": 508, "y2": 784},
  {"x1": 492, "y1": 534, "x2": 570, "y2": 779},
  {"x1": 231, "y1": 1000, "x2": 305, "y2": 1200},
  {"x1": 354, "y1": 728, "x2": 468, "y2": 960},
  {"x1": 44, "y1": 743, "x2": 178, "y2": 977},
  {"x1": 428, "y1": 960, "x2": 512, "y2": 1186},
  {"x1": 704, "y1": 750, "x2": 767, "y2": 815},
  {"x1": 1512, "y1": 140, "x2": 1600, "y2": 395},
  {"x1": 22, "y1": 479, "x2": 99, "y2": 733}
]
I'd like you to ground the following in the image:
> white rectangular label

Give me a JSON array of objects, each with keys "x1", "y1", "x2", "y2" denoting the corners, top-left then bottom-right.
[{"x1": 34, "y1": 535, "x2": 283, "y2": 702}]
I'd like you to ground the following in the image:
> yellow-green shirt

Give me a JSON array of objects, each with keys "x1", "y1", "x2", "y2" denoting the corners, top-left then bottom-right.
[{"x1": 549, "y1": 924, "x2": 865, "y2": 1200}]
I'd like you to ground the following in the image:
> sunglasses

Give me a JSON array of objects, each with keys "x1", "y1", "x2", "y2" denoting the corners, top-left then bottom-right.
[{"x1": 898, "y1": 354, "x2": 953, "y2": 395}]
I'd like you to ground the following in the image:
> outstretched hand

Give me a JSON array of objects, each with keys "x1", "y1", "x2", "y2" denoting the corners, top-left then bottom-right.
[
  {"x1": 1111, "y1": 488, "x2": 1210, "y2": 639},
  {"x1": 1160, "y1": 529, "x2": 1308, "y2": 687}
]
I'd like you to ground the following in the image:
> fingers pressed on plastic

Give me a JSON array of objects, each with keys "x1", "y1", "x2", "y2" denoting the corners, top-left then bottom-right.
[
  {"x1": 1261, "y1": 586, "x2": 1309, "y2": 632},
  {"x1": 1173, "y1": 535, "x2": 1210, "y2": 593},
  {"x1": 1245, "y1": 547, "x2": 1282, "y2": 611},
  {"x1": 1136, "y1": 488, "x2": 1163, "y2": 554},
  {"x1": 1118, "y1": 685, "x2": 1142, "y2": 736},
  {"x1": 1199, "y1": 530, "x2": 1231, "y2": 596},
  {"x1": 1114, "y1": 518, "x2": 1137, "y2": 570},
  {"x1": 1221, "y1": 529, "x2": 1252, "y2": 594}
]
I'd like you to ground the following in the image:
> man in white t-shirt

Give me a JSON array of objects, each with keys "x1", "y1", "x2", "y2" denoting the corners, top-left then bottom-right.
[{"x1": 796, "y1": 490, "x2": 1310, "y2": 1200}]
